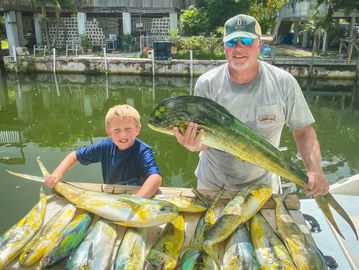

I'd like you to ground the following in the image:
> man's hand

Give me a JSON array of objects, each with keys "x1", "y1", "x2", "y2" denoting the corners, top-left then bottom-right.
[
  {"x1": 304, "y1": 171, "x2": 329, "y2": 196},
  {"x1": 173, "y1": 122, "x2": 207, "y2": 152},
  {"x1": 44, "y1": 174, "x2": 62, "y2": 189}
]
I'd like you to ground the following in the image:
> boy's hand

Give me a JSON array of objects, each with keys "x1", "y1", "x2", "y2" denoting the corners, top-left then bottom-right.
[{"x1": 44, "y1": 174, "x2": 62, "y2": 189}]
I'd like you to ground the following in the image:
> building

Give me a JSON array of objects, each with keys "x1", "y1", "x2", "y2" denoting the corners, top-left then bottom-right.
[{"x1": 0, "y1": 0, "x2": 195, "y2": 55}]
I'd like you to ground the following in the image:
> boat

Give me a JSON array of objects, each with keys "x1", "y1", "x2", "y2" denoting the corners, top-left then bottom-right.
[
  {"x1": 4, "y1": 183, "x2": 304, "y2": 270},
  {"x1": 300, "y1": 173, "x2": 359, "y2": 270}
]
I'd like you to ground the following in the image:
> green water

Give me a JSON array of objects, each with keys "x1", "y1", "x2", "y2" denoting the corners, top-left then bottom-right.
[{"x1": 0, "y1": 71, "x2": 358, "y2": 234}]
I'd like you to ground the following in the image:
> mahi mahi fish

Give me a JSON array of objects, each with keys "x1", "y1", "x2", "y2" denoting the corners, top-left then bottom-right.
[
  {"x1": 39, "y1": 211, "x2": 93, "y2": 269},
  {"x1": 6, "y1": 172, "x2": 179, "y2": 228},
  {"x1": 223, "y1": 225, "x2": 260, "y2": 270},
  {"x1": 147, "y1": 95, "x2": 358, "y2": 239},
  {"x1": 153, "y1": 194, "x2": 207, "y2": 213},
  {"x1": 273, "y1": 194, "x2": 327, "y2": 269},
  {"x1": 180, "y1": 188, "x2": 224, "y2": 270},
  {"x1": 0, "y1": 188, "x2": 47, "y2": 270},
  {"x1": 250, "y1": 212, "x2": 296, "y2": 270},
  {"x1": 114, "y1": 227, "x2": 147, "y2": 270},
  {"x1": 203, "y1": 185, "x2": 272, "y2": 250},
  {"x1": 19, "y1": 203, "x2": 76, "y2": 267},
  {"x1": 147, "y1": 214, "x2": 185, "y2": 270},
  {"x1": 66, "y1": 218, "x2": 117, "y2": 270}
]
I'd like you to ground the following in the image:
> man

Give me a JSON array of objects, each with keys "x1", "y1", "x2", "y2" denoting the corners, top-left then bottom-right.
[{"x1": 173, "y1": 14, "x2": 329, "y2": 196}]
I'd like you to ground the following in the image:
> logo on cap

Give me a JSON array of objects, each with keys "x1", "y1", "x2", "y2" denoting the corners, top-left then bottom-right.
[{"x1": 237, "y1": 17, "x2": 242, "y2": 26}]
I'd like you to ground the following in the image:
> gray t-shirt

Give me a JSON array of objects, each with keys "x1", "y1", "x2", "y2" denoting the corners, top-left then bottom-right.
[{"x1": 194, "y1": 61, "x2": 314, "y2": 190}]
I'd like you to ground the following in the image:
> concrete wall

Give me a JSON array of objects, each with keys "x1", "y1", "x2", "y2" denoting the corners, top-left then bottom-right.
[{"x1": 3, "y1": 56, "x2": 358, "y2": 79}]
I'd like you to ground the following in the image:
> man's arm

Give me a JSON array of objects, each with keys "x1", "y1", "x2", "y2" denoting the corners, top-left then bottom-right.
[
  {"x1": 135, "y1": 174, "x2": 162, "y2": 198},
  {"x1": 44, "y1": 151, "x2": 78, "y2": 188},
  {"x1": 173, "y1": 122, "x2": 208, "y2": 152},
  {"x1": 293, "y1": 125, "x2": 329, "y2": 196}
]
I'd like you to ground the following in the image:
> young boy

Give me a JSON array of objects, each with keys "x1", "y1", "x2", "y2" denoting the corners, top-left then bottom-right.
[{"x1": 44, "y1": 104, "x2": 162, "y2": 198}]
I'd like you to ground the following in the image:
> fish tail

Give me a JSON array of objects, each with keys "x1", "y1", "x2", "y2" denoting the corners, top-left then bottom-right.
[
  {"x1": 315, "y1": 194, "x2": 358, "y2": 239},
  {"x1": 36, "y1": 157, "x2": 50, "y2": 177},
  {"x1": 7, "y1": 170, "x2": 45, "y2": 183},
  {"x1": 192, "y1": 185, "x2": 224, "y2": 208}
]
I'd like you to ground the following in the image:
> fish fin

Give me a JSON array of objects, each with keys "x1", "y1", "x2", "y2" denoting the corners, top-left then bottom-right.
[
  {"x1": 317, "y1": 193, "x2": 358, "y2": 240},
  {"x1": 87, "y1": 242, "x2": 94, "y2": 268},
  {"x1": 182, "y1": 243, "x2": 203, "y2": 253},
  {"x1": 314, "y1": 195, "x2": 343, "y2": 238},
  {"x1": 192, "y1": 188, "x2": 211, "y2": 207},
  {"x1": 192, "y1": 185, "x2": 224, "y2": 208},
  {"x1": 7, "y1": 170, "x2": 44, "y2": 183},
  {"x1": 209, "y1": 185, "x2": 224, "y2": 209},
  {"x1": 203, "y1": 246, "x2": 220, "y2": 270},
  {"x1": 36, "y1": 156, "x2": 50, "y2": 177},
  {"x1": 114, "y1": 196, "x2": 140, "y2": 210}
]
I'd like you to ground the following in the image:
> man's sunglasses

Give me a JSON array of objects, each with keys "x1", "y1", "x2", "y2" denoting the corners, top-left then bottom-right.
[{"x1": 225, "y1": 37, "x2": 255, "y2": 47}]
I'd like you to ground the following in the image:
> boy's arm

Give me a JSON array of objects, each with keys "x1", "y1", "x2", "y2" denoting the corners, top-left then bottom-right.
[
  {"x1": 44, "y1": 151, "x2": 79, "y2": 188},
  {"x1": 134, "y1": 174, "x2": 162, "y2": 198}
]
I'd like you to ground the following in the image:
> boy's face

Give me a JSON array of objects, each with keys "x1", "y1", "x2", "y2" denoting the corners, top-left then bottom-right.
[{"x1": 106, "y1": 117, "x2": 141, "y2": 150}]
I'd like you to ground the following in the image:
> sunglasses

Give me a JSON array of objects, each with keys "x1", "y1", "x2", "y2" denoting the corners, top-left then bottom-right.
[{"x1": 225, "y1": 37, "x2": 255, "y2": 47}]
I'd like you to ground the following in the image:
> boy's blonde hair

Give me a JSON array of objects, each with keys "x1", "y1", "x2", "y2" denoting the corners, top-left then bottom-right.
[{"x1": 105, "y1": 104, "x2": 141, "y2": 128}]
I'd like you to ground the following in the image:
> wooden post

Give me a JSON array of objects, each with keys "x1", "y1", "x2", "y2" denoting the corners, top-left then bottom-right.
[
  {"x1": 348, "y1": 40, "x2": 354, "y2": 64},
  {"x1": 339, "y1": 39, "x2": 343, "y2": 55}
]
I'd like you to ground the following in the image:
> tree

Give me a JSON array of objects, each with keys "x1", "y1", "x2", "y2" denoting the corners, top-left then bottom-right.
[
  {"x1": 180, "y1": 0, "x2": 252, "y2": 36},
  {"x1": 248, "y1": 0, "x2": 287, "y2": 34},
  {"x1": 180, "y1": 5, "x2": 209, "y2": 36},
  {"x1": 180, "y1": 0, "x2": 286, "y2": 36},
  {"x1": 31, "y1": 0, "x2": 77, "y2": 49}
]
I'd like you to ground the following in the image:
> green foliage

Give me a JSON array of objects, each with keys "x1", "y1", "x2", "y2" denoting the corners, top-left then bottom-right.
[
  {"x1": 80, "y1": 35, "x2": 91, "y2": 49},
  {"x1": 314, "y1": 0, "x2": 359, "y2": 27},
  {"x1": 248, "y1": 0, "x2": 287, "y2": 34},
  {"x1": 0, "y1": 16, "x2": 5, "y2": 39},
  {"x1": 120, "y1": 34, "x2": 136, "y2": 52},
  {"x1": 171, "y1": 35, "x2": 224, "y2": 60},
  {"x1": 179, "y1": 0, "x2": 295, "y2": 37},
  {"x1": 180, "y1": 5, "x2": 209, "y2": 36}
]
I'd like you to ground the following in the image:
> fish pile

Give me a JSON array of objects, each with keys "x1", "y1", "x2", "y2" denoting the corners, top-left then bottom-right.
[{"x1": 2, "y1": 166, "x2": 328, "y2": 269}]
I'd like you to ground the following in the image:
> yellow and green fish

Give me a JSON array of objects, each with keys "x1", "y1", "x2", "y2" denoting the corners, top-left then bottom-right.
[
  {"x1": 0, "y1": 188, "x2": 47, "y2": 270},
  {"x1": 114, "y1": 227, "x2": 147, "y2": 270},
  {"x1": 273, "y1": 194, "x2": 327, "y2": 269},
  {"x1": 19, "y1": 203, "x2": 76, "y2": 267},
  {"x1": 148, "y1": 95, "x2": 358, "y2": 239},
  {"x1": 147, "y1": 214, "x2": 185, "y2": 270},
  {"x1": 7, "y1": 170, "x2": 179, "y2": 228},
  {"x1": 39, "y1": 211, "x2": 93, "y2": 269},
  {"x1": 250, "y1": 212, "x2": 296, "y2": 270}
]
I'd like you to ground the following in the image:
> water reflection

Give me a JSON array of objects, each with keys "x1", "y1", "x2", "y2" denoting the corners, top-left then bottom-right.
[{"x1": 0, "y1": 72, "x2": 358, "y2": 186}]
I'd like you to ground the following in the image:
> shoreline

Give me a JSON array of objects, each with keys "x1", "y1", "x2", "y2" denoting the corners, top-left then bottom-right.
[{"x1": 3, "y1": 55, "x2": 358, "y2": 79}]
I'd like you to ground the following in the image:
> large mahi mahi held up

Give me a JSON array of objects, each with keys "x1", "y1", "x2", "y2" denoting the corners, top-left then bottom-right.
[{"x1": 148, "y1": 95, "x2": 357, "y2": 239}]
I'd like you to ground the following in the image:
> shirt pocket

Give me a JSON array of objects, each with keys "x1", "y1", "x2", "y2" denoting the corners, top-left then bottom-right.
[{"x1": 255, "y1": 104, "x2": 285, "y2": 130}]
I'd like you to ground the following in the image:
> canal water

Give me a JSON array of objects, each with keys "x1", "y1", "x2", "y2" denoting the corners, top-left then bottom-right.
[{"x1": 0, "y1": 71, "x2": 358, "y2": 234}]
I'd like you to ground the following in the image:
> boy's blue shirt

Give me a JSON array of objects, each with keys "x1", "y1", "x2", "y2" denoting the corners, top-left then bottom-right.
[{"x1": 76, "y1": 138, "x2": 160, "y2": 185}]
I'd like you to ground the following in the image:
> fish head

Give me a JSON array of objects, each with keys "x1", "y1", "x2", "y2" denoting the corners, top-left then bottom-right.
[
  {"x1": 141, "y1": 200, "x2": 179, "y2": 226},
  {"x1": 148, "y1": 97, "x2": 193, "y2": 135},
  {"x1": 19, "y1": 247, "x2": 45, "y2": 267},
  {"x1": 147, "y1": 250, "x2": 177, "y2": 270},
  {"x1": 39, "y1": 254, "x2": 56, "y2": 269}
]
